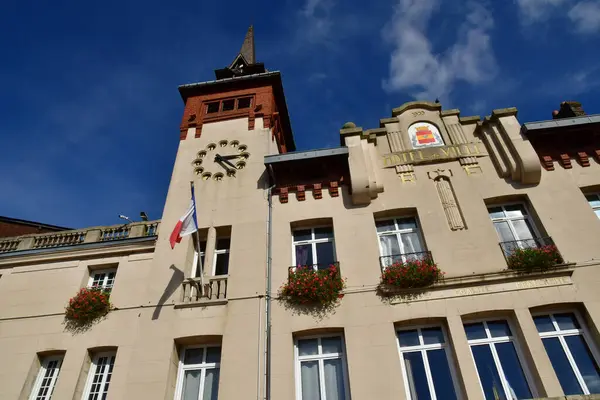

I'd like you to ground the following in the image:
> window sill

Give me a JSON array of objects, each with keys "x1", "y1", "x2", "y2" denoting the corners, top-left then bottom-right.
[{"x1": 174, "y1": 298, "x2": 228, "y2": 309}]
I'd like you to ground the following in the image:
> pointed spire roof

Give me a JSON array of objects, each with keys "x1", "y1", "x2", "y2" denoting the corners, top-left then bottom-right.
[
  {"x1": 239, "y1": 25, "x2": 255, "y2": 65},
  {"x1": 215, "y1": 25, "x2": 266, "y2": 80}
]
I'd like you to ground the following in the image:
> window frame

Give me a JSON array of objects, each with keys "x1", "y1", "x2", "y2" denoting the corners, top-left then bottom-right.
[
  {"x1": 487, "y1": 202, "x2": 542, "y2": 245},
  {"x1": 82, "y1": 351, "x2": 116, "y2": 400},
  {"x1": 532, "y1": 309, "x2": 600, "y2": 395},
  {"x1": 29, "y1": 355, "x2": 63, "y2": 400},
  {"x1": 212, "y1": 237, "x2": 230, "y2": 276},
  {"x1": 294, "y1": 334, "x2": 351, "y2": 400},
  {"x1": 291, "y1": 226, "x2": 337, "y2": 270},
  {"x1": 87, "y1": 268, "x2": 117, "y2": 291},
  {"x1": 585, "y1": 193, "x2": 600, "y2": 220},
  {"x1": 192, "y1": 240, "x2": 207, "y2": 278},
  {"x1": 464, "y1": 318, "x2": 538, "y2": 399},
  {"x1": 375, "y1": 217, "x2": 426, "y2": 264},
  {"x1": 204, "y1": 96, "x2": 254, "y2": 115},
  {"x1": 173, "y1": 345, "x2": 221, "y2": 400},
  {"x1": 395, "y1": 324, "x2": 461, "y2": 400}
]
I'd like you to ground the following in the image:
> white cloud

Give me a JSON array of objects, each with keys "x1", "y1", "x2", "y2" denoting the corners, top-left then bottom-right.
[
  {"x1": 516, "y1": 0, "x2": 566, "y2": 23},
  {"x1": 383, "y1": 0, "x2": 498, "y2": 101},
  {"x1": 568, "y1": 1, "x2": 600, "y2": 34},
  {"x1": 299, "y1": 0, "x2": 336, "y2": 44}
]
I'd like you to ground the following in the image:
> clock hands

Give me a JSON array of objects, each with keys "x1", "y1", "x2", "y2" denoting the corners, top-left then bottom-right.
[
  {"x1": 214, "y1": 154, "x2": 238, "y2": 173},
  {"x1": 219, "y1": 154, "x2": 240, "y2": 160}
]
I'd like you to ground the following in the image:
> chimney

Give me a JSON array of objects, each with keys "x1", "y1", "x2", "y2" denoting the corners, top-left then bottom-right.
[{"x1": 552, "y1": 101, "x2": 586, "y2": 119}]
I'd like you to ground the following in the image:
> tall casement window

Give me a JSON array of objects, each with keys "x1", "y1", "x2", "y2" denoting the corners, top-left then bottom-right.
[
  {"x1": 295, "y1": 335, "x2": 350, "y2": 400},
  {"x1": 585, "y1": 194, "x2": 600, "y2": 219},
  {"x1": 464, "y1": 320, "x2": 535, "y2": 399},
  {"x1": 193, "y1": 238, "x2": 230, "y2": 276},
  {"x1": 396, "y1": 326, "x2": 459, "y2": 400},
  {"x1": 88, "y1": 268, "x2": 117, "y2": 292},
  {"x1": 292, "y1": 227, "x2": 336, "y2": 270},
  {"x1": 193, "y1": 240, "x2": 207, "y2": 278},
  {"x1": 82, "y1": 352, "x2": 116, "y2": 400},
  {"x1": 488, "y1": 204, "x2": 544, "y2": 252},
  {"x1": 376, "y1": 218, "x2": 425, "y2": 267},
  {"x1": 175, "y1": 346, "x2": 221, "y2": 400},
  {"x1": 30, "y1": 355, "x2": 63, "y2": 400},
  {"x1": 213, "y1": 238, "x2": 230, "y2": 276},
  {"x1": 533, "y1": 312, "x2": 600, "y2": 395}
]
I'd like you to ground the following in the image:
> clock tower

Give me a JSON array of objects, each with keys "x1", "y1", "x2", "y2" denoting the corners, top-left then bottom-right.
[{"x1": 149, "y1": 26, "x2": 295, "y2": 308}]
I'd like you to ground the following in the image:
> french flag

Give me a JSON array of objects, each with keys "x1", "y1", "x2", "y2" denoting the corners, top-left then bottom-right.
[{"x1": 169, "y1": 187, "x2": 199, "y2": 249}]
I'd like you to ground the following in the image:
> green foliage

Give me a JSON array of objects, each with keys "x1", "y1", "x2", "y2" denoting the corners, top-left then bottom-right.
[
  {"x1": 65, "y1": 287, "x2": 112, "y2": 326},
  {"x1": 506, "y1": 245, "x2": 563, "y2": 272},
  {"x1": 279, "y1": 265, "x2": 345, "y2": 306},
  {"x1": 380, "y1": 257, "x2": 443, "y2": 289}
]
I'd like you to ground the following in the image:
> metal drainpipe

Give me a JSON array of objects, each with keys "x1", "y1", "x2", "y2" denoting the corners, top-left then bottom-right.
[{"x1": 265, "y1": 167, "x2": 275, "y2": 400}]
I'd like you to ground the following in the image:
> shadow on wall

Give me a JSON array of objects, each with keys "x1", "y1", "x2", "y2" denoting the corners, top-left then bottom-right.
[{"x1": 152, "y1": 265, "x2": 184, "y2": 320}]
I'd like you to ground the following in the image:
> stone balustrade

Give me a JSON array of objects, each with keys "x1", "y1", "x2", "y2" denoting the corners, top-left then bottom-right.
[
  {"x1": 0, "y1": 220, "x2": 160, "y2": 254},
  {"x1": 181, "y1": 275, "x2": 228, "y2": 303}
]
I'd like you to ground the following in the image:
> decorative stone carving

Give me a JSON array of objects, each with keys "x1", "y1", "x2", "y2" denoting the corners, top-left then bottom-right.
[
  {"x1": 560, "y1": 154, "x2": 572, "y2": 169},
  {"x1": 542, "y1": 156, "x2": 555, "y2": 171},
  {"x1": 329, "y1": 181, "x2": 339, "y2": 197},
  {"x1": 475, "y1": 109, "x2": 541, "y2": 184},
  {"x1": 296, "y1": 185, "x2": 306, "y2": 201},
  {"x1": 428, "y1": 170, "x2": 466, "y2": 231},
  {"x1": 313, "y1": 183, "x2": 322, "y2": 199},
  {"x1": 279, "y1": 187, "x2": 288, "y2": 203},
  {"x1": 577, "y1": 152, "x2": 590, "y2": 167}
]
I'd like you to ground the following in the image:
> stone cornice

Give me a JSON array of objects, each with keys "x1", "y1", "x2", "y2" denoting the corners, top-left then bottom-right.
[{"x1": 392, "y1": 101, "x2": 442, "y2": 116}]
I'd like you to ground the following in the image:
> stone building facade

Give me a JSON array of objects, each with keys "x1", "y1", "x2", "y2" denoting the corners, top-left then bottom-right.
[{"x1": 1, "y1": 27, "x2": 600, "y2": 400}]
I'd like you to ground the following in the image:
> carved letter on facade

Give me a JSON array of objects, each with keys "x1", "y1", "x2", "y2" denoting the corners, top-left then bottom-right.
[{"x1": 434, "y1": 176, "x2": 466, "y2": 231}]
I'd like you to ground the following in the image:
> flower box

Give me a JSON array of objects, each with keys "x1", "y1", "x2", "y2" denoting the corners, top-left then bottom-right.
[
  {"x1": 65, "y1": 287, "x2": 112, "y2": 326},
  {"x1": 380, "y1": 257, "x2": 443, "y2": 290},
  {"x1": 279, "y1": 264, "x2": 345, "y2": 306},
  {"x1": 506, "y1": 245, "x2": 563, "y2": 272}
]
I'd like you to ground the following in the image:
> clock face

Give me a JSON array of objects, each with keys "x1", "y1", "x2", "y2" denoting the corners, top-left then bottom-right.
[{"x1": 191, "y1": 140, "x2": 250, "y2": 181}]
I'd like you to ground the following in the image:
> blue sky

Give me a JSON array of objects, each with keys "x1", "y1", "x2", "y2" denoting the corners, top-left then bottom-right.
[{"x1": 1, "y1": 0, "x2": 599, "y2": 228}]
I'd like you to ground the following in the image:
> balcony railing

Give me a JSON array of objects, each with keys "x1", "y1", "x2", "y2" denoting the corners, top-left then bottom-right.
[
  {"x1": 100, "y1": 226, "x2": 130, "y2": 241},
  {"x1": 0, "y1": 239, "x2": 20, "y2": 253},
  {"x1": 33, "y1": 231, "x2": 86, "y2": 249},
  {"x1": 182, "y1": 276, "x2": 228, "y2": 303},
  {"x1": 379, "y1": 251, "x2": 433, "y2": 272},
  {"x1": 499, "y1": 236, "x2": 564, "y2": 271},
  {"x1": 0, "y1": 220, "x2": 160, "y2": 255},
  {"x1": 288, "y1": 262, "x2": 341, "y2": 276}
]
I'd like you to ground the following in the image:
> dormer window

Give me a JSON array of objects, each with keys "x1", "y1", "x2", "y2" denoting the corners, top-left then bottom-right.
[
  {"x1": 206, "y1": 102, "x2": 220, "y2": 114},
  {"x1": 222, "y1": 99, "x2": 235, "y2": 112},
  {"x1": 238, "y1": 97, "x2": 252, "y2": 109},
  {"x1": 204, "y1": 96, "x2": 254, "y2": 115}
]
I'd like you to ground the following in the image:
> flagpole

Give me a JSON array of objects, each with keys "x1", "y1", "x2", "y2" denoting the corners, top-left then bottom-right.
[{"x1": 190, "y1": 181, "x2": 205, "y2": 298}]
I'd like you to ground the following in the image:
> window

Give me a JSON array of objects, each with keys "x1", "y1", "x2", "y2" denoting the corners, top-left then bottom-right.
[
  {"x1": 533, "y1": 312, "x2": 600, "y2": 395},
  {"x1": 30, "y1": 355, "x2": 63, "y2": 400},
  {"x1": 237, "y1": 97, "x2": 252, "y2": 109},
  {"x1": 396, "y1": 326, "x2": 459, "y2": 400},
  {"x1": 465, "y1": 320, "x2": 535, "y2": 399},
  {"x1": 82, "y1": 352, "x2": 116, "y2": 400},
  {"x1": 292, "y1": 227, "x2": 336, "y2": 270},
  {"x1": 88, "y1": 268, "x2": 117, "y2": 292},
  {"x1": 376, "y1": 218, "x2": 425, "y2": 267},
  {"x1": 585, "y1": 194, "x2": 600, "y2": 219},
  {"x1": 175, "y1": 346, "x2": 221, "y2": 400},
  {"x1": 193, "y1": 241, "x2": 207, "y2": 278},
  {"x1": 192, "y1": 238, "x2": 229, "y2": 276},
  {"x1": 295, "y1": 335, "x2": 350, "y2": 400},
  {"x1": 204, "y1": 96, "x2": 253, "y2": 115},
  {"x1": 206, "y1": 102, "x2": 220, "y2": 114},
  {"x1": 488, "y1": 203, "x2": 548, "y2": 255},
  {"x1": 213, "y1": 238, "x2": 230, "y2": 276},
  {"x1": 221, "y1": 99, "x2": 235, "y2": 112}
]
